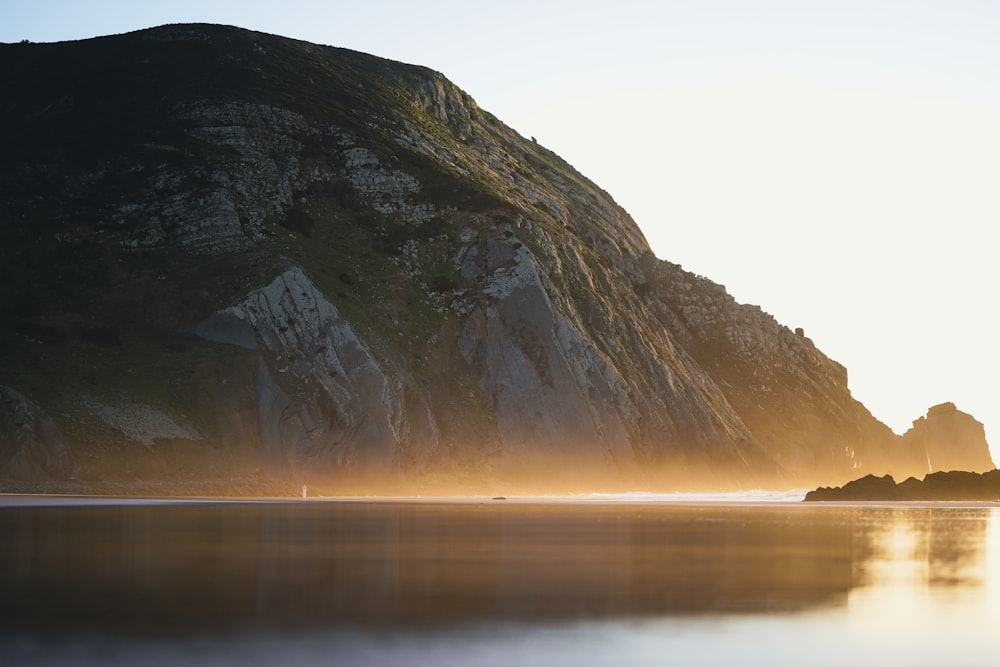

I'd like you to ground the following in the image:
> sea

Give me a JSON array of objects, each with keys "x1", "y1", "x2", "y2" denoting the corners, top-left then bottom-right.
[{"x1": 2, "y1": 491, "x2": 999, "y2": 666}]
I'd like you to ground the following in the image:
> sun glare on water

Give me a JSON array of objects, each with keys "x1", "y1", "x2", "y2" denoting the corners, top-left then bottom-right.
[{"x1": 847, "y1": 508, "x2": 1000, "y2": 646}]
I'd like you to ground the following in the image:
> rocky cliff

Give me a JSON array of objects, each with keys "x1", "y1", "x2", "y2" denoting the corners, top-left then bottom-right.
[
  {"x1": 0, "y1": 24, "x2": 990, "y2": 493},
  {"x1": 899, "y1": 402, "x2": 994, "y2": 474}
]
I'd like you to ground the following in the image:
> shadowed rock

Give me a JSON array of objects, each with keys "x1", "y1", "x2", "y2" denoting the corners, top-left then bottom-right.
[
  {"x1": 805, "y1": 469, "x2": 1000, "y2": 501},
  {"x1": 0, "y1": 386, "x2": 76, "y2": 481}
]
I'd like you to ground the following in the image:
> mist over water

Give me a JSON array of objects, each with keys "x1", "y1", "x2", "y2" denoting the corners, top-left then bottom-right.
[{"x1": 2, "y1": 498, "x2": 999, "y2": 666}]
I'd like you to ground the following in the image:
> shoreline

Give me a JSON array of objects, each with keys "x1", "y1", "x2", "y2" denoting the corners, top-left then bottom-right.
[
  {"x1": 4, "y1": 491, "x2": 1000, "y2": 509},
  {"x1": 0, "y1": 490, "x2": 806, "y2": 507}
]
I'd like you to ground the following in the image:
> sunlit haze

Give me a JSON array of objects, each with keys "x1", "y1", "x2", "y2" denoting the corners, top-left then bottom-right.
[{"x1": 4, "y1": 1, "x2": 999, "y2": 459}]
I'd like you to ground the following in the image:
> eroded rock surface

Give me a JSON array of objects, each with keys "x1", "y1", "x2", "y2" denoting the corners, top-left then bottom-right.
[
  {"x1": 194, "y1": 267, "x2": 427, "y2": 472},
  {"x1": 0, "y1": 387, "x2": 75, "y2": 480}
]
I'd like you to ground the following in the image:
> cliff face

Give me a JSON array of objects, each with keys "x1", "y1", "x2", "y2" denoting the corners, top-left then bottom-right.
[
  {"x1": 899, "y1": 403, "x2": 994, "y2": 475},
  {"x1": 0, "y1": 24, "x2": 989, "y2": 492},
  {"x1": 0, "y1": 386, "x2": 75, "y2": 480}
]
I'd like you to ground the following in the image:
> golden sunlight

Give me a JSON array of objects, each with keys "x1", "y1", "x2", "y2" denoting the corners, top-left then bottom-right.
[{"x1": 849, "y1": 508, "x2": 996, "y2": 640}]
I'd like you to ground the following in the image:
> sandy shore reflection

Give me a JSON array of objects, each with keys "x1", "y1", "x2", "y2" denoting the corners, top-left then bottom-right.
[
  {"x1": 0, "y1": 500, "x2": 996, "y2": 638},
  {"x1": 846, "y1": 507, "x2": 996, "y2": 627}
]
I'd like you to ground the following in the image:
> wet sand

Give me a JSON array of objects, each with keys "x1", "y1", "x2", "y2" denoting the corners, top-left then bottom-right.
[{"x1": 2, "y1": 495, "x2": 999, "y2": 665}]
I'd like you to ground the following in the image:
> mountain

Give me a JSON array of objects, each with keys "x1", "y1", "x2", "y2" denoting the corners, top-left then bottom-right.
[{"x1": 0, "y1": 24, "x2": 991, "y2": 494}]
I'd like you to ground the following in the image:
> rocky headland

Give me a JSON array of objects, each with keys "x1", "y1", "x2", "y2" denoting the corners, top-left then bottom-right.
[
  {"x1": 0, "y1": 24, "x2": 991, "y2": 494},
  {"x1": 805, "y1": 403, "x2": 996, "y2": 501},
  {"x1": 805, "y1": 470, "x2": 1000, "y2": 502}
]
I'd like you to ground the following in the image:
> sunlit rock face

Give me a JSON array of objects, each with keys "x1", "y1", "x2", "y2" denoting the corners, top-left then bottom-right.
[
  {"x1": 900, "y1": 403, "x2": 995, "y2": 474},
  {"x1": 0, "y1": 24, "x2": 987, "y2": 490}
]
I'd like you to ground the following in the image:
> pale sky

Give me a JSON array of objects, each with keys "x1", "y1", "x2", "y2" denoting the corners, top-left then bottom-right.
[{"x1": 4, "y1": 1, "x2": 1000, "y2": 457}]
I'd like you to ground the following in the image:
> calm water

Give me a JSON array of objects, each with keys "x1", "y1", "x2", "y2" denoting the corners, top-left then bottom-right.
[{"x1": 2, "y1": 496, "x2": 999, "y2": 666}]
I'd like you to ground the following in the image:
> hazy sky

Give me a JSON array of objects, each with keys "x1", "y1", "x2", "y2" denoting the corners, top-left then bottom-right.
[{"x1": 4, "y1": 1, "x2": 1000, "y2": 455}]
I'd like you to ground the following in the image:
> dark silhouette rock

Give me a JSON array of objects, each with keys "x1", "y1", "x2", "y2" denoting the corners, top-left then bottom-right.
[
  {"x1": 805, "y1": 474, "x2": 901, "y2": 501},
  {"x1": 805, "y1": 469, "x2": 1000, "y2": 501}
]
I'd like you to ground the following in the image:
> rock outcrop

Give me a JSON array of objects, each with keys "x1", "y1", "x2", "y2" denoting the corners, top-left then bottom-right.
[
  {"x1": 0, "y1": 24, "x2": 990, "y2": 492},
  {"x1": 193, "y1": 266, "x2": 437, "y2": 473},
  {"x1": 899, "y1": 402, "x2": 994, "y2": 475},
  {"x1": 805, "y1": 470, "x2": 1000, "y2": 502},
  {"x1": 0, "y1": 387, "x2": 75, "y2": 481}
]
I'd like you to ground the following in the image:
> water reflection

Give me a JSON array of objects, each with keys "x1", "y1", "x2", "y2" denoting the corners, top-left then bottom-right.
[
  {"x1": 857, "y1": 508, "x2": 990, "y2": 588},
  {"x1": 847, "y1": 507, "x2": 995, "y2": 632},
  {"x1": 0, "y1": 501, "x2": 997, "y2": 639}
]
